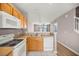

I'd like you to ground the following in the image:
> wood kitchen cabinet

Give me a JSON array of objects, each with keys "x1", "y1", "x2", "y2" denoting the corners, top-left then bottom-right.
[
  {"x1": 12, "y1": 7, "x2": 22, "y2": 28},
  {"x1": 19, "y1": 13, "x2": 24, "y2": 28},
  {"x1": 19, "y1": 15, "x2": 27, "y2": 28},
  {"x1": 12, "y1": 4, "x2": 27, "y2": 28},
  {"x1": 0, "y1": 3, "x2": 12, "y2": 15},
  {"x1": 0, "y1": 3, "x2": 27, "y2": 28},
  {"x1": 23, "y1": 16, "x2": 27, "y2": 28},
  {"x1": 8, "y1": 52, "x2": 13, "y2": 56},
  {"x1": 12, "y1": 7, "x2": 27, "y2": 28},
  {"x1": 12, "y1": 7, "x2": 19, "y2": 19},
  {"x1": 27, "y1": 36, "x2": 43, "y2": 51},
  {"x1": 0, "y1": 47, "x2": 12, "y2": 56}
]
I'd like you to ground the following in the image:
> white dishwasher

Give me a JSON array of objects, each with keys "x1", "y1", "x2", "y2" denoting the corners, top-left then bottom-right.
[{"x1": 43, "y1": 36, "x2": 53, "y2": 51}]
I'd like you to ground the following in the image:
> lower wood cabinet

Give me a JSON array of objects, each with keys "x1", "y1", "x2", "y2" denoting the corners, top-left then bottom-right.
[
  {"x1": 27, "y1": 36, "x2": 43, "y2": 51},
  {"x1": 8, "y1": 52, "x2": 13, "y2": 56},
  {"x1": 0, "y1": 47, "x2": 12, "y2": 56}
]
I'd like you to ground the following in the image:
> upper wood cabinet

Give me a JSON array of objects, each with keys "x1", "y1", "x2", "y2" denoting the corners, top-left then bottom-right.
[
  {"x1": 12, "y1": 6, "x2": 27, "y2": 28},
  {"x1": 24, "y1": 16, "x2": 27, "y2": 28},
  {"x1": 22, "y1": 16, "x2": 27, "y2": 28},
  {"x1": 0, "y1": 3, "x2": 12, "y2": 15},
  {"x1": 12, "y1": 7, "x2": 22, "y2": 28},
  {"x1": 18, "y1": 12, "x2": 27, "y2": 28},
  {"x1": 12, "y1": 7, "x2": 19, "y2": 19},
  {"x1": 19, "y1": 12, "x2": 24, "y2": 28},
  {"x1": 0, "y1": 3, "x2": 27, "y2": 28},
  {"x1": 10, "y1": 3, "x2": 28, "y2": 28}
]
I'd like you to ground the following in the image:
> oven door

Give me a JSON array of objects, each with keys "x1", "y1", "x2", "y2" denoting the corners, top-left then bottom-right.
[{"x1": 13, "y1": 41, "x2": 26, "y2": 56}]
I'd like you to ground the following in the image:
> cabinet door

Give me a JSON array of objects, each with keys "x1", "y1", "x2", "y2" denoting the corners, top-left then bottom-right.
[
  {"x1": 20, "y1": 15, "x2": 27, "y2": 28},
  {"x1": 19, "y1": 13, "x2": 27, "y2": 28},
  {"x1": 44, "y1": 36, "x2": 53, "y2": 51},
  {"x1": 27, "y1": 36, "x2": 43, "y2": 51},
  {"x1": 16, "y1": 11, "x2": 23, "y2": 28},
  {"x1": 8, "y1": 52, "x2": 12, "y2": 56},
  {"x1": 23, "y1": 17, "x2": 27, "y2": 28},
  {"x1": 0, "y1": 3, "x2": 12, "y2": 15},
  {"x1": 20, "y1": 15, "x2": 24, "y2": 28},
  {"x1": 12, "y1": 8, "x2": 19, "y2": 19},
  {"x1": 0, "y1": 47, "x2": 12, "y2": 56},
  {"x1": 12, "y1": 8, "x2": 22, "y2": 28},
  {"x1": 23, "y1": 16, "x2": 25, "y2": 28},
  {"x1": 22, "y1": 16, "x2": 26, "y2": 28},
  {"x1": 12, "y1": 4, "x2": 27, "y2": 28}
]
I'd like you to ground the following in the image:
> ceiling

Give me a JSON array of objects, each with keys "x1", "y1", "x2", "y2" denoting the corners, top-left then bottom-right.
[{"x1": 12, "y1": 3, "x2": 78, "y2": 23}]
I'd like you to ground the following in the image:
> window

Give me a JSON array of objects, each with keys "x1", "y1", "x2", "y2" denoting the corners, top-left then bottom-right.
[
  {"x1": 34, "y1": 24, "x2": 50, "y2": 32},
  {"x1": 74, "y1": 17, "x2": 79, "y2": 33}
]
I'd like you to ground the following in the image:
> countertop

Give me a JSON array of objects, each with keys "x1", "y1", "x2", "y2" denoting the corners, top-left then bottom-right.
[
  {"x1": 14, "y1": 32, "x2": 54, "y2": 39},
  {"x1": 0, "y1": 33, "x2": 54, "y2": 56}
]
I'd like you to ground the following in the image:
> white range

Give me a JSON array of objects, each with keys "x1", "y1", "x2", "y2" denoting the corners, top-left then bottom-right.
[{"x1": 0, "y1": 34, "x2": 26, "y2": 56}]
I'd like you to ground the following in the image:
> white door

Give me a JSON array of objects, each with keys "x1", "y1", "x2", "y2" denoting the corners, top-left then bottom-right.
[{"x1": 44, "y1": 36, "x2": 53, "y2": 51}]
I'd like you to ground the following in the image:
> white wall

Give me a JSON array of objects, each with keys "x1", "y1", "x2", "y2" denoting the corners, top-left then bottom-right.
[
  {"x1": 53, "y1": 8, "x2": 79, "y2": 53},
  {"x1": 27, "y1": 11, "x2": 50, "y2": 32}
]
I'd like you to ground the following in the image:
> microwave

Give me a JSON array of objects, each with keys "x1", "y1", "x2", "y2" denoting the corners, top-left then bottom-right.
[{"x1": 0, "y1": 11, "x2": 20, "y2": 28}]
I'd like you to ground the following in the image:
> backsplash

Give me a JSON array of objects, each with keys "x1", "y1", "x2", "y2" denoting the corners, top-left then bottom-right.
[{"x1": 0, "y1": 28, "x2": 26, "y2": 36}]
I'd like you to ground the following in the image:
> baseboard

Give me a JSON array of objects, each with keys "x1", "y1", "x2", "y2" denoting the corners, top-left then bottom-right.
[{"x1": 57, "y1": 41, "x2": 79, "y2": 56}]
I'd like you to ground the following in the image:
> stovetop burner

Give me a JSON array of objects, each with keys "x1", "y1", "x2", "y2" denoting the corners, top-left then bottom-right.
[{"x1": 0, "y1": 39, "x2": 23, "y2": 47}]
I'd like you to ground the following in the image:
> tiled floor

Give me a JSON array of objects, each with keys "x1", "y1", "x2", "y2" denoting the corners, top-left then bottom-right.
[
  {"x1": 27, "y1": 51, "x2": 56, "y2": 56},
  {"x1": 26, "y1": 42, "x2": 78, "y2": 56}
]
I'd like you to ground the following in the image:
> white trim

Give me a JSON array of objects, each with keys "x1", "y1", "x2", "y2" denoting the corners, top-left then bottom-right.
[
  {"x1": 74, "y1": 29, "x2": 79, "y2": 34},
  {"x1": 57, "y1": 41, "x2": 79, "y2": 55}
]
